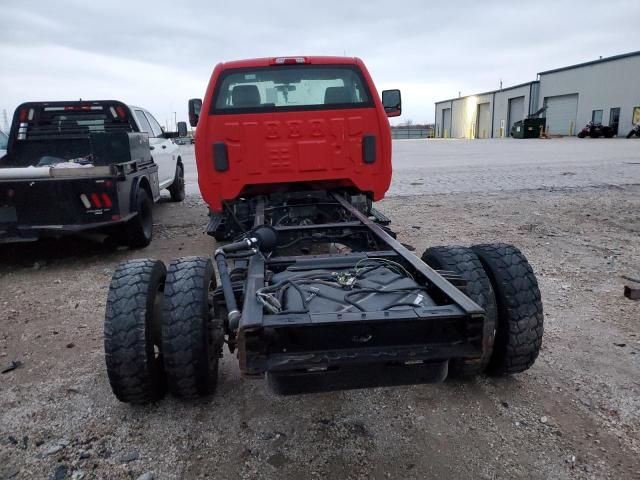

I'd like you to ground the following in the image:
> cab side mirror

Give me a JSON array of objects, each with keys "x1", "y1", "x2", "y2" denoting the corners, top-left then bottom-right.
[
  {"x1": 177, "y1": 121, "x2": 188, "y2": 137},
  {"x1": 188, "y1": 98, "x2": 202, "y2": 127},
  {"x1": 382, "y1": 89, "x2": 401, "y2": 118}
]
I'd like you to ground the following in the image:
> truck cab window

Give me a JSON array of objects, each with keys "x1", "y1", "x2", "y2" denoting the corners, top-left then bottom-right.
[
  {"x1": 145, "y1": 112, "x2": 164, "y2": 138},
  {"x1": 135, "y1": 110, "x2": 153, "y2": 136},
  {"x1": 213, "y1": 65, "x2": 372, "y2": 113}
]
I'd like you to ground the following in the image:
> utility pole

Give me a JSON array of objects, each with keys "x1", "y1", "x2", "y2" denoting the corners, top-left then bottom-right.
[
  {"x1": 2, "y1": 109, "x2": 8, "y2": 132},
  {"x1": 173, "y1": 112, "x2": 177, "y2": 132}
]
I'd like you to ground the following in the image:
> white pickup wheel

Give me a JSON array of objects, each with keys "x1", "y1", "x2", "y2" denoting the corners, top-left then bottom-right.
[
  {"x1": 169, "y1": 162, "x2": 185, "y2": 202},
  {"x1": 124, "y1": 188, "x2": 153, "y2": 248}
]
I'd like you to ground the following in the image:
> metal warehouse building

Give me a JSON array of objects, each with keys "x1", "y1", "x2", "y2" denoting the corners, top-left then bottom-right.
[{"x1": 435, "y1": 50, "x2": 640, "y2": 138}]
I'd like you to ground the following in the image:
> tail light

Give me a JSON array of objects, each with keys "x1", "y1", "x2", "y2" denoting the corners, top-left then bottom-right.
[
  {"x1": 81, "y1": 192, "x2": 113, "y2": 210},
  {"x1": 90, "y1": 193, "x2": 102, "y2": 209},
  {"x1": 101, "y1": 193, "x2": 113, "y2": 208}
]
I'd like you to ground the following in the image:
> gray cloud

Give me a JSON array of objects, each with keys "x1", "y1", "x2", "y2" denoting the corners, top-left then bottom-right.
[{"x1": 1, "y1": 0, "x2": 639, "y2": 128}]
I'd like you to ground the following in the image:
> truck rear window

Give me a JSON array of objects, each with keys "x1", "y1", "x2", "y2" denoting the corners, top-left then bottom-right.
[{"x1": 212, "y1": 65, "x2": 373, "y2": 114}]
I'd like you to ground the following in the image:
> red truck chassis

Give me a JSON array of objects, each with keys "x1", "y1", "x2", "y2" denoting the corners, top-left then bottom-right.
[{"x1": 103, "y1": 57, "x2": 543, "y2": 403}]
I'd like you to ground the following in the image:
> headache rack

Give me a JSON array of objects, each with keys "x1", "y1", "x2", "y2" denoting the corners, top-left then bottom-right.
[
  {"x1": 10, "y1": 101, "x2": 134, "y2": 142},
  {"x1": 3, "y1": 101, "x2": 147, "y2": 169}
]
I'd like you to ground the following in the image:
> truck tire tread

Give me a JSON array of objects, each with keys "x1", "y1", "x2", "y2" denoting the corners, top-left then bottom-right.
[
  {"x1": 162, "y1": 256, "x2": 221, "y2": 398},
  {"x1": 169, "y1": 162, "x2": 185, "y2": 202},
  {"x1": 104, "y1": 259, "x2": 166, "y2": 403},
  {"x1": 421, "y1": 246, "x2": 497, "y2": 377},
  {"x1": 124, "y1": 188, "x2": 153, "y2": 248},
  {"x1": 471, "y1": 243, "x2": 543, "y2": 375}
]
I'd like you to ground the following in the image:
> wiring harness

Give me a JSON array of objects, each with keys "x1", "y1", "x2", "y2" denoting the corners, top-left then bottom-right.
[{"x1": 256, "y1": 258, "x2": 427, "y2": 315}]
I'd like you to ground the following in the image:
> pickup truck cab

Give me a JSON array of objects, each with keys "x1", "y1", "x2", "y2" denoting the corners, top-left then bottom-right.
[
  {"x1": 0, "y1": 100, "x2": 185, "y2": 246},
  {"x1": 188, "y1": 56, "x2": 401, "y2": 239},
  {"x1": 129, "y1": 106, "x2": 182, "y2": 189}
]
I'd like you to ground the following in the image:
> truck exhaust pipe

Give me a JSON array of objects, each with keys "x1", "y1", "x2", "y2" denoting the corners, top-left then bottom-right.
[{"x1": 214, "y1": 226, "x2": 277, "y2": 331}]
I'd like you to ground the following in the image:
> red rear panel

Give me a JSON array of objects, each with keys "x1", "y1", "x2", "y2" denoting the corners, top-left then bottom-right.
[{"x1": 195, "y1": 57, "x2": 392, "y2": 212}]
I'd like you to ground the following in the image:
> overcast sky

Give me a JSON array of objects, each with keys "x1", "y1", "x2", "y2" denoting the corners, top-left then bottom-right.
[{"x1": 1, "y1": 0, "x2": 639, "y2": 129}]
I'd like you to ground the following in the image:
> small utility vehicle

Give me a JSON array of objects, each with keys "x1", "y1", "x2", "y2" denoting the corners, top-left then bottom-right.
[
  {"x1": 105, "y1": 57, "x2": 543, "y2": 403},
  {"x1": 626, "y1": 123, "x2": 640, "y2": 138},
  {"x1": 577, "y1": 121, "x2": 615, "y2": 138},
  {"x1": 0, "y1": 101, "x2": 185, "y2": 246}
]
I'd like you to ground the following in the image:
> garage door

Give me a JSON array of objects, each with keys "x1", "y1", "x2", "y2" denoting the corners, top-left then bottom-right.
[
  {"x1": 442, "y1": 108, "x2": 451, "y2": 137},
  {"x1": 477, "y1": 103, "x2": 491, "y2": 139},
  {"x1": 508, "y1": 96, "x2": 525, "y2": 134},
  {"x1": 544, "y1": 94, "x2": 578, "y2": 135}
]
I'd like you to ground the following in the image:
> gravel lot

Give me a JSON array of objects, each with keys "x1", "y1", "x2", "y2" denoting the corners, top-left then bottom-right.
[{"x1": 1, "y1": 139, "x2": 640, "y2": 479}]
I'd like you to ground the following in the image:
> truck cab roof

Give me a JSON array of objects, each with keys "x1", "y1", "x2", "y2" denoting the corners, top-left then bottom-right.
[{"x1": 215, "y1": 56, "x2": 362, "y2": 69}]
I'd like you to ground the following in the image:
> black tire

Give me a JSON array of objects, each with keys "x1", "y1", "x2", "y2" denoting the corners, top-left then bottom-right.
[
  {"x1": 471, "y1": 243, "x2": 544, "y2": 375},
  {"x1": 104, "y1": 259, "x2": 166, "y2": 403},
  {"x1": 577, "y1": 131, "x2": 586, "y2": 138},
  {"x1": 421, "y1": 246, "x2": 497, "y2": 377},
  {"x1": 124, "y1": 188, "x2": 153, "y2": 248},
  {"x1": 162, "y1": 257, "x2": 223, "y2": 398},
  {"x1": 169, "y1": 163, "x2": 185, "y2": 202}
]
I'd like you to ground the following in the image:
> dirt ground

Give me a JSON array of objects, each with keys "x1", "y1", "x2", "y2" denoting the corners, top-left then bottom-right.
[{"x1": 1, "y1": 182, "x2": 640, "y2": 480}]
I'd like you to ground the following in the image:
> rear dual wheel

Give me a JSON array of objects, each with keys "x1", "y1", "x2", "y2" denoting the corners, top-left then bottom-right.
[
  {"x1": 422, "y1": 243, "x2": 543, "y2": 377},
  {"x1": 169, "y1": 163, "x2": 186, "y2": 203},
  {"x1": 162, "y1": 257, "x2": 224, "y2": 398},
  {"x1": 472, "y1": 243, "x2": 544, "y2": 375},
  {"x1": 421, "y1": 246, "x2": 497, "y2": 377},
  {"x1": 104, "y1": 256, "x2": 224, "y2": 403},
  {"x1": 123, "y1": 188, "x2": 154, "y2": 249},
  {"x1": 104, "y1": 259, "x2": 166, "y2": 403}
]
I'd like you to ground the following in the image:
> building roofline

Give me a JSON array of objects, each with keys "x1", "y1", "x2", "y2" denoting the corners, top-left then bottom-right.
[
  {"x1": 434, "y1": 80, "x2": 539, "y2": 105},
  {"x1": 537, "y1": 50, "x2": 640, "y2": 75}
]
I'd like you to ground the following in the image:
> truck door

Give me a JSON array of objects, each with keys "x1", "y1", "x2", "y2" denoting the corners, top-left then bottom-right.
[{"x1": 134, "y1": 109, "x2": 176, "y2": 188}]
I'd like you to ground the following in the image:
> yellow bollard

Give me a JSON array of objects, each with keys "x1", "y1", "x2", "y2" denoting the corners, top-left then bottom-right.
[{"x1": 569, "y1": 121, "x2": 574, "y2": 136}]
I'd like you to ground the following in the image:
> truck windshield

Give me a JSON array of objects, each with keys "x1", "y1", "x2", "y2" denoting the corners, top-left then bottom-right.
[{"x1": 212, "y1": 65, "x2": 373, "y2": 113}]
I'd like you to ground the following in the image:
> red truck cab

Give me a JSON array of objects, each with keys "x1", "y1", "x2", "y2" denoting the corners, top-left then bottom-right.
[{"x1": 189, "y1": 56, "x2": 401, "y2": 214}]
